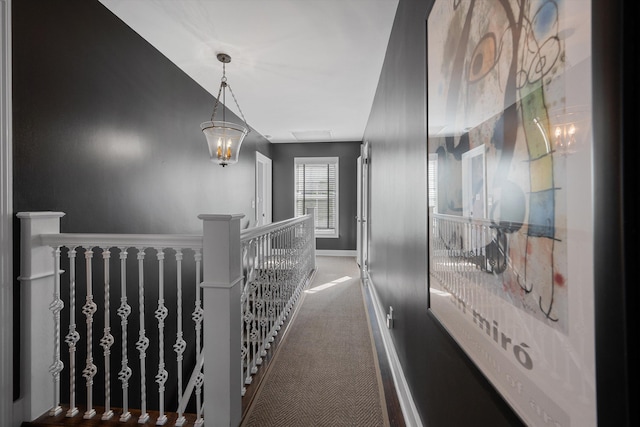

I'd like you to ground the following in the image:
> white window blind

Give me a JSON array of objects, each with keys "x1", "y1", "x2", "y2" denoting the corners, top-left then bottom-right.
[{"x1": 294, "y1": 157, "x2": 339, "y2": 238}]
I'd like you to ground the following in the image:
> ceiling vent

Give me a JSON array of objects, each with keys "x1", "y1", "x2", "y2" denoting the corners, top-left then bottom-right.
[{"x1": 291, "y1": 130, "x2": 332, "y2": 142}]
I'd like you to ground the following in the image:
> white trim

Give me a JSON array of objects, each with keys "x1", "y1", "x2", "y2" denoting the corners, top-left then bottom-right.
[
  {"x1": 0, "y1": 1, "x2": 13, "y2": 426},
  {"x1": 315, "y1": 249, "x2": 357, "y2": 257},
  {"x1": 314, "y1": 230, "x2": 339, "y2": 239},
  {"x1": 364, "y1": 269, "x2": 424, "y2": 427},
  {"x1": 293, "y1": 156, "x2": 338, "y2": 165}
]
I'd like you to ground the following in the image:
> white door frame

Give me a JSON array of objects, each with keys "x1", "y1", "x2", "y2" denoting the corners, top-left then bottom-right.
[
  {"x1": 255, "y1": 152, "x2": 272, "y2": 226},
  {"x1": 357, "y1": 142, "x2": 369, "y2": 272},
  {"x1": 357, "y1": 156, "x2": 362, "y2": 264},
  {"x1": 1, "y1": 1, "x2": 13, "y2": 426}
]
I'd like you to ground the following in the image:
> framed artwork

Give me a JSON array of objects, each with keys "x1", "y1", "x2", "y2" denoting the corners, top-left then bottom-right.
[{"x1": 426, "y1": 1, "x2": 596, "y2": 426}]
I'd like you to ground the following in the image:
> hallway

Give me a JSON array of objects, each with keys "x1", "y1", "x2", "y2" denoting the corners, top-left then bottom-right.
[{"x1": 240, "y1": 255, "x2": 404, "y2": 426}]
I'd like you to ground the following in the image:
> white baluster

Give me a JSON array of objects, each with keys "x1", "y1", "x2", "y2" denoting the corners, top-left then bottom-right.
[
  {"x1": 65, "y1": 247, "x2": 79, "y2": 417},
  {"x1": 269, "y1": 232, "x2": 279, "y2": 337},
  {"x1": 252, "y1": 237, "x2": 262, "y2": 370},
  {"x1": 284, "y1": 227, "x2": 291, "y2": 312},
  {"x1": 259, "y1": 233, "x2": 268, "y2": 351},
  {"x1": 289, "y1": 227, "x2": 296, "y2": 313},
  {"x1": 245, "y1": 244, "x2": 253, "y2": 386},
  {"x1": 82, "y1": 247, "x2": 97, "y2": 420},
  {"x1": 241, "y1": 279, "x2": 249, "y2": 394},
  {"x1": 250, "y1": 292, "x2": 259, "y2": 375},
  {"x1": 259, "y1": 235, "x2": 269, "y2": 356},
  {"x1": 117, "y1": 247, "x2": 132, "y2": 422},
  {"x1": 100, "y1": 248, "x2": 114, "y2": 420},
  {"x1": 282, "y1": 227, "x2": 289, "y2": 318},
  {"x1": 280, "y1": 228, "x2": 289, "y2": 319},
  {"x1": 174, "y1": 249, "x2": 187, "y2": 427},
  {"x1": 285, "y1": 226, "x2": 294, "y2": 315},
  {"x1": 194, "y1": 372, "x2": 205, "y2": 427},
  {"x1": 256, "y1": 235, "x2": 264, "y2": 357},
  {"x1": 192, "y1": 249, "x2": 204, "y2": 374},
  {"x1": 277, "y1": 228, "x2": 284, "y2": 328},
  {"x1": 290, "y1": 225, "x2": 302, "y2": 312},
  {"x1": 48, "y1": 245, "x2": 64, "y2": 416},
  {"x1": 136, "y1": 247, "x2": 150, "y2": 424},
  {"x1": 192, "y1": 249, "x2": 205, "y2": 425},
  {"x1": 241, "y1": 245, "x2": 246, "y2": 395},
  {"x1": 155, "y1": 248, "x2": 168, "y2": 426}
]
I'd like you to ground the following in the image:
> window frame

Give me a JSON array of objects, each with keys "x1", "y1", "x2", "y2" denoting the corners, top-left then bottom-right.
[{"x1": 294, "y1": 156, "x2": 339, "y2": 238}]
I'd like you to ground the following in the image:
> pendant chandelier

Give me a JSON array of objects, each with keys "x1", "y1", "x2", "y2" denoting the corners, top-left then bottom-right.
[
  {"x1": 200, "y1": 53, "x2": 250, "y2": 166},
  {"x1": 533, "y1": 105, "x2": 590, "y2": 157}
]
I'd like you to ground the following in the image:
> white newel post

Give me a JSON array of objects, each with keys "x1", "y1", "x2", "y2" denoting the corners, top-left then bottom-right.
[
  {"x1": 16, "y1": 211, "x2": 65, "y2": 421},
  {"x1": 199, "y1": 214, "x2": 244, "y2": 427}
]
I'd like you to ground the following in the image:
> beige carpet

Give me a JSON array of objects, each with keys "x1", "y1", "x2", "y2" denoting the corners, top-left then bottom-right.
[{"x1": 240, "y1": 256, "x2": 390, "y2": 427}]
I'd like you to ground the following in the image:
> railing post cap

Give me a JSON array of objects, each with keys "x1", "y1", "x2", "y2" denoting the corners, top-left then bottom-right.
[
  {"x1": 200, "y1": 276, "x2": 244, "y2": 289},
  {"x1": 198, "y1": 214, "x2": 245, "y2": 221},
  {"x1": 17, "y1": 212, "x2": 65, "y2": 219}
]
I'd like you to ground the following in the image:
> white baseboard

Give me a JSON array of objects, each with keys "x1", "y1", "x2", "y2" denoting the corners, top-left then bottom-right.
[
  {"x1": 364, "y1": 270, "x2": 424, "y2": 427},
  {"x1": 315, "y1": 249, "x2": 357, "y2": 257}
]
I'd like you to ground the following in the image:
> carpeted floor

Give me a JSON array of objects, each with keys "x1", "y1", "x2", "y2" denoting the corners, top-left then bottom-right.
[{"x1": 240, "y1": 256, "x2": 390, "y2": 427}]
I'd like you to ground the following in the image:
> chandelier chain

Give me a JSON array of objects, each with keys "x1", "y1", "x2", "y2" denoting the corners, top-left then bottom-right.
[
  {"x1": 211, "y1": 81, "x2": 224, "y2": 122},
  {"x1": 226, "y1": 83, "x2": 250, "y2": 131},
  {"x1": 209, "y1": 61, "x2": 249, "y2": 132}
]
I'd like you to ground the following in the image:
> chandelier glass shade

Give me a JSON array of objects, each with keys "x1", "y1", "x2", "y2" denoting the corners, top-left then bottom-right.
[
  {"x1": 201, "y1": 53, "x2": 250, "y2": 166},
  {"x1": 201, "y1": 120, "x2": 248, "y2": 166}
]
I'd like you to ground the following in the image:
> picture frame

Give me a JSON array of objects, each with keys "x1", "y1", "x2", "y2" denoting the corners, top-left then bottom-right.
[{"x1": 426, "y1": 1, "x2": 597, "y2": 426}]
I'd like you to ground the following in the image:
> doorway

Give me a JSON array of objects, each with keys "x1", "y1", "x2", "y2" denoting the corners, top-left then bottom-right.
[
  {"x1": 255, "y1": 152, "x2": 272, "y2": 226},
  {"x1": 357, "y1": 142, "x2": 369, "y2": 272}
]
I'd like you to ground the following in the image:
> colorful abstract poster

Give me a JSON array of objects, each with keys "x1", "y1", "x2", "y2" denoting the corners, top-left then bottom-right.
[{"x1": 427, "y1": 1, "x2": 596, "y2": 426}]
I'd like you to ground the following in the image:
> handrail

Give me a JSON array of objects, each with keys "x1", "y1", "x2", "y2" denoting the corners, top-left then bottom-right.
[
  {"x1": 240, "y1": 214, "x2": 310, "y2": 242},
  {"x1": 39, "y1": 233, "x2": 203, "y2": 248}
]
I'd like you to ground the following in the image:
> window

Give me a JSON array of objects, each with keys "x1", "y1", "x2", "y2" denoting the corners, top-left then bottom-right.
[
  {"x1": 428, "y1": 153, "x2": 438, "y2": 212},
  {"x1": 294, "y1": 157, "x2": 339, "y2": 238}
]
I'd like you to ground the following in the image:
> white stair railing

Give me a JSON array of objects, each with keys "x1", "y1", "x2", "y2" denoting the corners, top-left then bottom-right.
[
  {"x1": 239, "y1": 212, "x2": 315, "y2": 394},
  {"x1": 18, "y1": 212, "x2": 205, "y2": 425},
  {"x1": 17, "y1": 211, "x2": 316, "y2": 427}
]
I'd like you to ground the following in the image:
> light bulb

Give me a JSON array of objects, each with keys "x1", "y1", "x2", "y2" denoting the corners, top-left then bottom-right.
[{"x1": 216, "y1": 138, "x2": 223, "y2": 158}]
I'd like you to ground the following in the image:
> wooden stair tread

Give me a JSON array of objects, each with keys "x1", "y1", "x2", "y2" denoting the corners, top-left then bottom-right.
[{"x1": 22, "y1": 406, "x2": 199, "y2": 427}]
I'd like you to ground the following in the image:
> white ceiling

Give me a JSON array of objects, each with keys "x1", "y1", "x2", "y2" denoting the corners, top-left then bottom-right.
[{"x1": 98, "y1": 0, "x2": 399, "y2": 144}]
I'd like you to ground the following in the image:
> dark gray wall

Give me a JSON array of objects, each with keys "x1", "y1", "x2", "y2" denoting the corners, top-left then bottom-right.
[
  {"x1": 12, "y1": 0, "x2": 271, "y2": 411},
  {"x1": 271, "y1": 142, "x2": 361, "y2": 251},
  {"x1": 364, "y1": 1, "x2": 632, "y2": 426},
  {"x1": 365, "y1": 0, "x2": 519, "y2": 425},
  {"x1": 13, "y1": 0, "x2": 270, "y2": 234}
]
